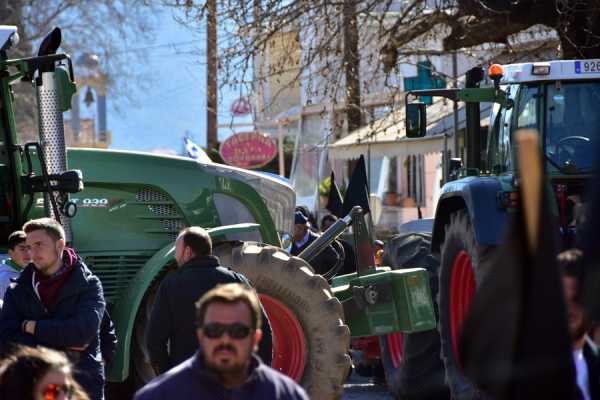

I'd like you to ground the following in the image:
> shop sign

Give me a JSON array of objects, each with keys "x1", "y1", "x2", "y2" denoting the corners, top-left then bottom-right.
[{"x1": 220, "y1": 131, "x2": 277, "y2": 169}]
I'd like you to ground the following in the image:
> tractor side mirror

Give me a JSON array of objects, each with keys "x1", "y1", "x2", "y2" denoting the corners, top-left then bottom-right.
[{"x1": 406, "y1": 103, "x2": 427, "y2": 138}]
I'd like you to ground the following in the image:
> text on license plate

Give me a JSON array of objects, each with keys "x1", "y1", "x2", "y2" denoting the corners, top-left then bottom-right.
[{"x1": 575, "y1": 61, "x2": 600, "y2": 74}]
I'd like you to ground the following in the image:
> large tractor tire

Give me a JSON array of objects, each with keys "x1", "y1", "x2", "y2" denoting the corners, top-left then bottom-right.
[
  {"x1": 215, "y1": 241, "x2": 351, "y2": 400},
  {"x1": 438, "y1": 210, "x2": 494, "y2": 400},
  {"x1": 379, "y1": 233, "x2": 449, "y2": 400},
  {"x1": 130, "y1": 266, "x2": 170, "y2": 388}
]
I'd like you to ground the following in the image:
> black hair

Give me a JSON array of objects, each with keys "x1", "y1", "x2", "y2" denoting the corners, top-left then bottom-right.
[
  {"x1": 557, "y1": 248, "x2": 584, "y2": 279},
  {"x1": 320, "y1": 214, "x2": 338, "y2": 230},
  {"x1": 7, "y1": 231, "x2": 26, "y2": 250}
]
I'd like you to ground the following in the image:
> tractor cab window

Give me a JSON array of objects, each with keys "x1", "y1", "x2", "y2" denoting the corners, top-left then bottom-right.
[
  {"x1": 487, "y1": 86, "x2": 514, "y2": 174},
  {"x1": 515, "y1": 85, "x2": 539, "y2": 130},
  {"x1": 545, "y1": 81, "x2": 598, "y2": 173}
]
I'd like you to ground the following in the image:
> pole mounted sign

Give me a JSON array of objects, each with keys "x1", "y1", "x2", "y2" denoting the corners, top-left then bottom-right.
[{"x1": 220, "y1": 131, "x2": 277, "y2": 169}]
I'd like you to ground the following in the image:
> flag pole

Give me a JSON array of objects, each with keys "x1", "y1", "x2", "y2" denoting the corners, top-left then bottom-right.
[{"x1": 516, "y1": 129, "x2": 542, "y2": 252}]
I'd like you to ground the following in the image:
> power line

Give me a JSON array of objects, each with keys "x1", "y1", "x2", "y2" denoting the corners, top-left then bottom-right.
[{"x1": 109, "y1": 40, "x2": 200, "y2": 55}]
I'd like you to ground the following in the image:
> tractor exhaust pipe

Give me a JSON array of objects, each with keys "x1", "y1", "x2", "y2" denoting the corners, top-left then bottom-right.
[
  {"x1": 35, "y1": 28, "x2": 74, "y2": 241},
  {"x1": 37, "y1": 71, "x2": 72, "y2": 241}
]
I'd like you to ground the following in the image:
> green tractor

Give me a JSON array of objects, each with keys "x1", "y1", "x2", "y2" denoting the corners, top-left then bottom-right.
[
  {"x1": 0, "y1": 26, "x2": 439, "y2": 400},
  {"x1": 397, "y1": 60, "x2": 598, "y2": 399}
]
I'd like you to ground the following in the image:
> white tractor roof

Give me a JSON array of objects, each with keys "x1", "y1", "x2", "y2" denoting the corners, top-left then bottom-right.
[
  {"x1": 499, "y1": 59, "x2": 600, "y2": 83},
  {"x1": 0, "y1": 26, "x2": 17, "y2": 52}
]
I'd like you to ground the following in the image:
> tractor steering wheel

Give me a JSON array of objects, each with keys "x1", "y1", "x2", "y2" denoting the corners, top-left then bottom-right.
[
  {"x1": 557, "y1": 135, "x2": 590, "y2": 167},
  {"x1": 558, "y1": 135, "x2": 590, "y2": 148}
]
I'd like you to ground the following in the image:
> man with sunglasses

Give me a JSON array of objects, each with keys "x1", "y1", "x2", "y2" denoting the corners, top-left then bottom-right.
[
  {"x1": 135, "y1": 283, "x2": 308, "y2": 399},
  {"x1": 146, "y1": 226, "x2": 271, "y2": 375}
]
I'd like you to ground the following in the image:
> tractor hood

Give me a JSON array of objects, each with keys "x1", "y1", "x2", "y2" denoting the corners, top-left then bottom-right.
[{"x1": 65, "y1": 148, "x2": 295, "y2": 246}]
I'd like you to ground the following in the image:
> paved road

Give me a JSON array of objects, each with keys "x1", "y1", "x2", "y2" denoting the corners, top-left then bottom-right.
[{"x1": 342, "y1": 372, "x2": 393, "y2": 400}]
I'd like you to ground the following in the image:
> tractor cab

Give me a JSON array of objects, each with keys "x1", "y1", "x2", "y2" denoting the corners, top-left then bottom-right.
[{"x1": 493, "y1": 60, "x2": 600, "y2": 177}]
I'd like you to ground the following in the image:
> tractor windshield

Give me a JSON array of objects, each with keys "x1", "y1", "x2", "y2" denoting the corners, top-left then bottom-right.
[{"x1": 544, "y1": 81, "x2": 600, "y2": 174}]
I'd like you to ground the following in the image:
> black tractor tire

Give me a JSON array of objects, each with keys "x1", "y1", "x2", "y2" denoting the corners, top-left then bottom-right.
[
  {"x1": 438, "y1": 210, "x2": 494, "y2": 400},
  {"x1": 380, "y1": 330, "x2": 449, "y2": 400},
  {"x1": 215, "y1": 241, "x2": 351, "y2": 400},
  {"x1": 130, "y1": 267, "x2": 167, "y2": 389},
  {"x1": 379, "y1": 232, "x2": 449, "y2": 400}
]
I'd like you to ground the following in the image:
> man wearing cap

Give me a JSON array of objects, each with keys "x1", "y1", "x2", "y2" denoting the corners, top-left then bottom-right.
[{"x1": 291, "y1": 211, "x2": 339, "y2": 276}]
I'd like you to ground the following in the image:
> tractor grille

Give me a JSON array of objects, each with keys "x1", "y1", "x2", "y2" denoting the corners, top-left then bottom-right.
[
  {"x1": 86, "y1": 255, "x2": 151, "y2": 303},
  {"x1": 135, "y1": 187, "x2": 187, "y2": 240},
  {"x1": 136, "y1": 187, "x2": 171, "y2": 203}
]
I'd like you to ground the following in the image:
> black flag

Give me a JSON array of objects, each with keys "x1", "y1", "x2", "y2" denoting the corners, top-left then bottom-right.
[
  {"x1": 326, "y1": 172, "x2": 344, "y2": 218},
  {"x1": 342, "y1": 155, "x2": 370, "y2": 217},
  {"x1": 459, "y1": 131, "x2": 577, "y2": 399},
  {"x1": 580, "y1": 140, "x2": 600, "y2": 325}
]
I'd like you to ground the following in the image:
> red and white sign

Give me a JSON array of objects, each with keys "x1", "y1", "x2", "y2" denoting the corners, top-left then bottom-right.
[
  {"x1": 230, "y1": 98, "x2": 252, "y2": 116},
  {"x1": 220, "y1": 131, "x2": 277, "y2": 169}
]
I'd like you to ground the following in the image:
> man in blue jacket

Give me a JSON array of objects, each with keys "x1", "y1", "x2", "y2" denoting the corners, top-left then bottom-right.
[
  {"x1": 135, "y1": 283, "x2": 308, "y2": 400},
  {"x1": 0, "y1": 218, "x2": 106, "y2": 400}
]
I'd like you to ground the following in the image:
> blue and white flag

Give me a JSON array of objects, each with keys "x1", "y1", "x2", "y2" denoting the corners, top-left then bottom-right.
[{"x1": 184, "y1": 137, "x2": 212, "y2": 163}]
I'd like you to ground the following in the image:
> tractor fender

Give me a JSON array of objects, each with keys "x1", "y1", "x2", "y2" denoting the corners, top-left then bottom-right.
[
  {"x1": 106, "y1": 223, "x2": 264, "y2": 382},
  {"x1": 106, "y1": 242, "x2": 176, "y2": 382},
  {"x1": 431, "y1": 176, "x2": 510, "y2": 254}
]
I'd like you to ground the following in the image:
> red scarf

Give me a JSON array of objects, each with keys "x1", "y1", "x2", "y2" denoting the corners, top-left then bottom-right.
[{"x1": 33, "y1": 248, "x2": 77, "y2": 309}]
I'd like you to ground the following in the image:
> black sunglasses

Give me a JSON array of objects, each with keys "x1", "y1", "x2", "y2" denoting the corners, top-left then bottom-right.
[{"x1": 202, "y1": 322, "x2": 252, "y2": 340}]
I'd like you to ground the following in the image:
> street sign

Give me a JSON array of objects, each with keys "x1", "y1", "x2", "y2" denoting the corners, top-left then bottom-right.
[{"x1": 220, "y1": 131, "x2": 277, "y2": 169}]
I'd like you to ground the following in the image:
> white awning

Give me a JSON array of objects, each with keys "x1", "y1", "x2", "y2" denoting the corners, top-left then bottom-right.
[
  {"x1": 329, "y1": 134, "x2": 445, "y2": 160},
  {"x1": 329, "y1": 99, "x2": 491, "y2": 161}
]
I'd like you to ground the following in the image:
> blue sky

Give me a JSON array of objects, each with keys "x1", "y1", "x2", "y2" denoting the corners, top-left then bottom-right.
[{"x1": 92, "y1": 7, "x2": 252, "y2": 154}]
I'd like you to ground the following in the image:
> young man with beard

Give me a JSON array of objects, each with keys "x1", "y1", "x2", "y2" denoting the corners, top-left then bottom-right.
[
  {"x1": 559, "y1": 249, "x2": 600, "y2": 400},
  {"x1": 135, "y1": 283, "x2": 308, "y2": 399},
  {"x1": 0, "y1": 218, "x2": 106, "y2": 400}
]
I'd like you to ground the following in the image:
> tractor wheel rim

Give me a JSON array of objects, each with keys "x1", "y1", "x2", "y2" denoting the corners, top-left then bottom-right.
[
  {"x1": 259, "y1": 294, "x2": 307, "y2": 382},
  {"x1": 449, "y1": 250, "x2": 476, "y2": 367},
  {"x1": 386, "y1": 332, "x2": 404, "y2": 369}
]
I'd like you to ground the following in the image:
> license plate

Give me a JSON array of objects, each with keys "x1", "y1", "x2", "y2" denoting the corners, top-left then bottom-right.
[{"x1": 575, "y1": 60, "x2": 600, "y2": 74}]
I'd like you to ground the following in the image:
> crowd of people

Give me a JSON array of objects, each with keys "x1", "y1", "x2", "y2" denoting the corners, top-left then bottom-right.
[
  {"x1": 3, "y1": 209, "x2": 597, "y2": 400},
  {"x1": 0, "y1": 219, "x2": 308, "y2": 400}
]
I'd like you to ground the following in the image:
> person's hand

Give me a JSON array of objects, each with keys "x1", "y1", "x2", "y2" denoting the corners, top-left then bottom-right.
[{"x1": 22, "y1": 320, "x2": 36, "y2": 335}]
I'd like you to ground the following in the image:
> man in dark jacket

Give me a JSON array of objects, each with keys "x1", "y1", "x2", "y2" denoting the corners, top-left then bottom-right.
[
  {"x1": 146, "y1": 226, "x2": 271, "y2": 374},
  {"x1": 559, "y1": 249, "x2": 600, "y2": 399},
  {"x1": 135, "y1": 283, "x2": 308, "y2": 400},
  {"x1": 0, "y1": 218, "x2": 106, "y2": 400},
  {"x1": 291, "y1": 211, "x2": 339, "y2": 275}
]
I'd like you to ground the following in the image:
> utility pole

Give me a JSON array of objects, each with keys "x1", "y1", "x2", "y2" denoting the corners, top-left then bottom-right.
[
  {"x1": 206, "y1": 0, "x2": 218, "y2": 151},
  {"x1": 452, "y1": 51, "x2": 459, "y2": 159},
  {"x1": 342, "y1": 0, "x2": 362, "y2": 134}
]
